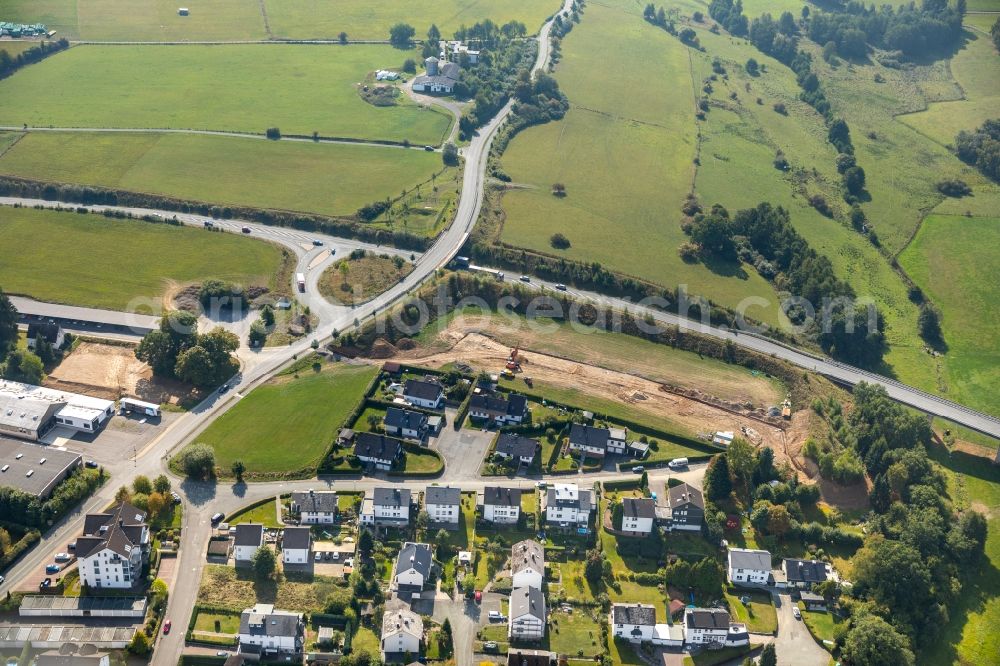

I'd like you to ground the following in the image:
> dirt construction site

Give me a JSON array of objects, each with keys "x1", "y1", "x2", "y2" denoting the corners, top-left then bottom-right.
[{"x1": 44, "y1": 341, "x2": 189, "y2": 404}]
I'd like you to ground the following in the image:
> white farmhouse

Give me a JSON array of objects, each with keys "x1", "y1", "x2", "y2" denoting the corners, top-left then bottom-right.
[
  {"x1": 402, "y1": 378, "x2": 444, "y2": 409},
  {"x1": 281, "y1": 527, "x2": 311, "y2": 564},
  {"x1": 482, "y1": 486, "x2": 521, "y2": 524},
  {"x1": 361, "y1": 487, "x2": 411, "y2": 527},
  {"x1": 233, "y1": 524, "x2": 265, "y2": 564},
  {"x1": 511, "y1": 539, "x2": 544, "y2": 590},
  {"x1": 683, "y1": 608, "x2": 732, "y2": 646},
  {"x1": 727, "y1": 548, "x2": 772, "y2": 586},
  {"x1": 509, "y1": 586, "x2": 546, "y2": 640},
  {"x1": 381, "y1": 606, "x2": 422, "y2": 658},
  {"x1": 610, "y1": 603, "x2": 656, "y2": 643},
  {"x1": 76, "y1": 502, "x2": 149, "y2": 590}
]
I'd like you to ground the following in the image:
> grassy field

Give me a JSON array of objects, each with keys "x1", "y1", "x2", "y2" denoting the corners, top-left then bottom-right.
[
  {"x1": 189, "y1": 361, "x2": 377, "y2": 478},
  {"x1": 0, "y1": 40, "x2": 39, "y2": 58},
  {"x1": 197, "y1": 564, "x2": 344, "y2": 612},
  {"x1": 547, "y1": 609, "x2": 603, "y2": 657},
  {"x1": 899, "y1": 215, "x2": 1000, "y2": 416},
  {"x1": 0, "y1": 131, "x2": 442, "y2": 217},
  {"x1": 799, "y1": 605, "x2": 844, "y2": 650},
  {"x1": 0, "y1": 45, "x2": 452, "y2": 144},
  {"x1": 0, "y1": 206, "x2": 289, "y2": 310},
  {"x1": 264, "y1": 0, "x2": 561, "y2": 40},
  {"x1": 228, "y1": 499, "x2": 281, "y2": 528},
  {"x1": 193, "y1": 610, "x2": 242, "y2": 635},
  {"x1": 319, "y1": 254, "x2": 414, "y2": 305}
]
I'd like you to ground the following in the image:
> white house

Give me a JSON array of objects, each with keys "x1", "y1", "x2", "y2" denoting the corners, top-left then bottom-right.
[
  {"x1": 509, "y1": 586, "x2": 546, "y2": 640},
  {"x1": 664, "y1": 482, "x2": 704, "y2": 532},
  {"x1": 361, "y1": 487, "x2": 411, "y2": 526},
  {"x1": 233, "y1": 524, "x2": 265, "y2": 564},
  {"x1": 610, "y1": 603, "x2": 656, "y2": 643},
  {"x1": 494, "y1": 433, "x2": 539, "y2": 465},
  {"x1": 281, "y1": 527, "x2": 311, "y2": 564},
  {"x1": 621, "y1": 497, "x2": 656, "y2": 535},
  {"x1": 26, "y1": 322, "x2": 65, "y2": 350},
  {"x1": 727, "y1": 548, "x2": 772, "y2": 586},
  {"x1": 511, "y1": 539, "x2": 544, "y2": 590},
  {"x1": 402, "y1": 378, "x2": 444, "y2": 409},
  {"x1": 76, "y1": 502, "x2": 149, "y2": 589},
  {"x1": 383, "y1": 407, "x2": 428, "y2": 440},
  {"x1": 395, "y1": 542, "x2": 433, "y2": 590},
  {"x1": 290, "y1": 490, "x2": 338, "y2": 524},
  {"x1": 238, "y1": 604, "x2": 304, "y2": 657},
  {"x1": 469, "y1": 393, "x2": 529, "y2": 425},
  {"x1": 543, "y1": 483, "x2": 595, "y2": 527},
  {"x1": 683, "y1": 608, "x2": 732, "y2": 646},
  {"x1": 425, "y1": 486, "x2": 461, "y2": 525},
  {"x1": 354, "y1": 432, "x2": 403, "y2": 470},
  {"x1": 482, "y1": 486, "x2": 521, "y2": 524},
  {"x1": 381, "y1": 606, "x2": 422, "y2": 658},
  {"x1": 568, "y1": 424, "x2": 628, "y2": 458}
]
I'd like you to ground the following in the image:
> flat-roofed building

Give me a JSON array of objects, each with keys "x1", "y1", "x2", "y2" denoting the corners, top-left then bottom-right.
[
  {"x1": 0, "y1": 380, "x2": 114, "y2": 441},
  {"x1": 0, "y1": 438, "x2": 82, "y2": 497}
]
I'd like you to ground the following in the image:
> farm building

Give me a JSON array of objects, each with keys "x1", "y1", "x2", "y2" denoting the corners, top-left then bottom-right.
[
  {"x1": 411, "y1": 57, "x2": 460, "y2": 94},
  {"x1": 0, "y1": 438, "x2": 82, "y2": 498}
]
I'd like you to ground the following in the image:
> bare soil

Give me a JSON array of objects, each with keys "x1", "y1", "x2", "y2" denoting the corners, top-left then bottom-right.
[{"x1": 45, "y1": 341, "x2": 191, "y2": 404}]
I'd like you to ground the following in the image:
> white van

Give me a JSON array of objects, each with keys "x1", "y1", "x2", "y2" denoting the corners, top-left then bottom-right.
[{"x1": 668, "y1": 458, "x2": 689, "y2": 469}]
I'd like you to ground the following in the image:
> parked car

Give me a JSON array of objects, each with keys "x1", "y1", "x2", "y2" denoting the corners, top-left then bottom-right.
[
  {"x1": 474, "y1": 590, "x2": 482, "y2": 603},
  {"x1": 219, "y1": 384, "x2": 230, "y2": 394},
  {"x1": 631, "y1": 466, "x2": 645, "y2": 473},
  {"x1": 0, "y1": 574, "x2": 5, "y2": 585},
  {"x1": 331, "y1": 552, "x2": 339, "y2": 561},
  {"x1": 54, "y1": 553, "x2": 71, "y2": 562},
  {"x1": 792, "y1": 607, "x2": 801, "y2": 620},
  {"x1": 171, "y1": 492, "x2": 182, "y2": 504},
  {"x1": 39, "y1": 578, "x2": 52, "y2": 589},
  {"x1": 343, "y1": 557, "x2": 354, "y2": 567},
  {"x1": 424, "y1": 145, "x2": 434, "y2": 151},
  {"x1": 45, "y1": 564, "x2": 61, "y2": 574},
  {"x1": 484, "y1": 642, "x2": 498, "y2": 652},
  {"x1": 67, "y1": 541, "x2": 76, "y2": 551},
  {"x1": 216, "y1": 652, "x2": 228, "y2": 658},
  {"x1": 84, "y1": 460, "x2": 99, "y2": 469},
  {"x1": 555, "y1": 283, "x2": 567, "y2": 291},
  {"x1": 488, "y1": 611, "x2": 505, "y2": 621},
  {"x1": 211, "y1": 512, "x2": 225, "y2": 524},
  {"x1": 163, "y1": 620, "x2": 172, "y2": 634},
  {"x1": 314, "y1": 552, "x2": 322, "y2": 562}
]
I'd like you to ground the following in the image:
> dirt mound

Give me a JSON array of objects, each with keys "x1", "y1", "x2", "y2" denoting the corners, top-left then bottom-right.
[
  {"x1": 396, "y1": 338, "x2": 416, "y2": 350},
  {"x1": 369, "y1": 338, "x2": 398, "y2": 359},
  {"x1": 173, "y1": 284, "x2": 202, "y2": 312}
]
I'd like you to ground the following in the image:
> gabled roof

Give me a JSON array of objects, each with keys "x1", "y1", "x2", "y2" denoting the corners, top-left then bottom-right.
[
  {"x1": 496, "y1": 433, "x2": 539, "y2": 459},
  {"x1": 484, "y1": 486, "x2": 521, "y2": 507},
  {"x1": 425, "y1": 485, "x2": 461, "y2": 506},
  {"x1": 382, "y1": 606, "x2": 422, "y2": 639},
  {"x1": 291, "y1": 491, "x2": 338, "y2": 514},
  {"x1": 77, "y1": 502, "x2": 147, "y2": 559},
  {"x1": 511, "y1": 539, "x2": 544, "y2": 574},
  {"x1": 510, "y1": 586, "x2": 545, "y2": 620},
  {"x1": 470, "y1": 393, "x2": 528, "y2": 418},
  {"x1": 507, "y1": 650, "x2": 555, "y2": 666},
  {"x1": 569, "y1": 423, "x2": 610, "y2": 451},
  {"x1": 612, "y1": 603, "x2": 656, "y2": 626},
  {"x1": 685, "y1": 608, "x2": 731, "y2": 630},
  {"x1": 239, "y1": 604, "x2": 302, "y2": 637},
  {"x1": 354, "y1": 432, "x2": 402, "y2": 462},
  {"x1": 282, "y1": 527, "x2": 311, "y2": 550},
  {"x1": 783, "y1": 558, "x2": 829, "y2": 584},
  {"x1": 622, "y1": 497, "x2": 656, "y2": 520},
  {"x1": 667, "y1": 482, "x2": 704, "y2": 510},
  {"x1": 374, "y1": 487, "x2": 411, "y2": 508},
  {"x1": 384, "y1": 407, "x2": 428, "y2": 431},
  {"x1": 396, "y1": 542, "x2": 433, "y2": 578},
  {"x1": 728, "y1": 548, "x2": 772, "y2": 571},
  {"x1": 234, "y1": 523, "x2": 265, "y2": 548},
  {"x1": 403, "y1": 379, "x2": 443, "y2": 401}
]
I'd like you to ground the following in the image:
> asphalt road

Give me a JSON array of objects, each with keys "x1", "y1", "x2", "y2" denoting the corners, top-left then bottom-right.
[{"x1": 772, "y1": 592, "x2": 830, "y2": 666}]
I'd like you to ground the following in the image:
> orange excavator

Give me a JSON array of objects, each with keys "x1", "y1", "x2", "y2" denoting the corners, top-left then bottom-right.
[{"x1": 505, "y1": 346, "x2": 521, "y2": 371}]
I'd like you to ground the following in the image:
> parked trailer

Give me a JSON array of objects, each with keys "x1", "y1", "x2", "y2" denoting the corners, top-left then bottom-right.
[
  {"x1": 296, "y1": 272, "x2": 306, "y2": 292},
  {"x1": 120, "y1": 397, "x2": 161, "y2": 418}
]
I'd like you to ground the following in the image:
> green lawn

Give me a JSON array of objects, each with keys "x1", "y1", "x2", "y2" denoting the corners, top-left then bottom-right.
[
  {"x1": 799, "y1": 605, "x2": 844, "y2": 651},
  {"x1": 546, "y1": 609, "x2": 602, "y2": 657},
  {"x1": 194, "y1": 610, "x2": 242, "y2": 635},
  {"x1": 724, "y1": 587, "x2": 777, "y2": 634},
  {"x1": 187, "y1": 361, "x2": 378, "y2": 478},
  {"x1": 551, "y1": 560, "x2": 598, "y2": 604},
  {"x1": 400, "y1": 447, "x2": 444, "y2": 475},
  {"x1": 0, "y1": 206, "x2": 289, "y2": 310},
  {"x1": 197, "y1": 564, "x2": 345, "y2": 612},
  {"x1": 0, "y1": 45, "x2": 452, "y2": 144},
  {"x1": 609, "y1": 637, "x2": 645, "y2": 666},
  {"x1": 0, "y1": 131, "x2": 442, "y2": 217},
  {"x1": 352, "y1": 626, "x2": 381, "y2": 655},
  {"x1": 228, "y1": 499, "x2": 282, "y2": 529}
]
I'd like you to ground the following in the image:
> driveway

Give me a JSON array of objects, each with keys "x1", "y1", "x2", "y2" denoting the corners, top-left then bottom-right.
[
  {"x1": 772, "y1": 593, "x2": 830, "y2": 666},
  {"x1": 431, "y1": 592, "x2": 483, "y2": 666}
]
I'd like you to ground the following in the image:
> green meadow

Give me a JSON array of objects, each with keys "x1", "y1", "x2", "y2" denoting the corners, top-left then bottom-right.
[
  {"x1": 0, "y1": 131, "x2": 441, "y2": 217},
  {"x1": 0, "y1": 206, "x2": 289, "y2": 310},
  {"x1": 0, "y1": 45, "x2": 452, "y2": 144}
]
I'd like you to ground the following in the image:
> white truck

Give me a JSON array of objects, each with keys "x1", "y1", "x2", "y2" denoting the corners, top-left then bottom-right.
[{"x1": 296, "y1": 272, "x2": 306, "y2": 292}]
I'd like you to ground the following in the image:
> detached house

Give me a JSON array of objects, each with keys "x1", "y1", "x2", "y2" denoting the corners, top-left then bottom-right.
[
  {"x1": 495, "y1": 433, "x2": 539, "y2": 465},
  {"x1": 665, "y1": 482, "x2": 704, "y2": 532},
  {"x1": 543, "y1": 483, "x2": 595, "y2": 527},
  {"x1": 76, "y1": 502, "x2": 149, "y2": 590},
  {"x1": 469, "y1": 393, "x2": 529, "y2": 425},
  {"x1": 567, "y1": 424, "x2": 628, "y2": 458},
  {"x1": 384, "y1": 407, "x2": 428, "y2": 440},
  {"x1": 395, "y1": 542, "x2": 433, "y2": 590},
  {"x1": 238, "y1": 603, "x2": 304, "y2": 658},
  {"x1": 403, "y1": 378, "x2": 444, "y2": 409},
  {"x1": 727, "y1": 548, "x2": 772, "y2": 586},
  {"x1": 281, "y1": 527, "x2": 311, "y2": 564},
  {"x1": 782, "y1": 558, "x2": 831, "y2": 589},
  {"x1": 509, "y1": 586, "x2": 546, "y2": 640},
  {"x1": 234, "y1": 524, "x2": 265, "y2": 564},
  {"x1": 425, "y1": 486, "x2": 461, "y2": 525},
  {"x1": 621, "y1": 497, "x2": 656, "y2": 535},
  {"x1": 290, "y1": 490, "x2": 338, "y2": 525},
  {"x1": 511, "y1": 539, "x2": 544, "y2": 590},
  {"x1": 354, "y1": 432, "x2": 403, "y2": 470},
  {"x1": 381, "y1": 606, "x2": 422, "y2": 659},
  {"x1": 26, "y1": 322, "x2": 65, "y2": 350},
  {"x1": 611, "y1": 603, "x2": 656, "y2": 643},
  {"x1": 683, "y1": 608, "x2": 732, "y2": 646},
  {"x1": 361, "y1": 487, "x2": 411, "y2": 527},
  {"x1": 481, "y1": 486, "x2": 521, "y2": 524}
]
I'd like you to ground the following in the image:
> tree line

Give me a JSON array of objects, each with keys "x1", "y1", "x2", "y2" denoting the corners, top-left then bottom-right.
[
  {"x1": 0, "y1": 38, "x2": 69, "y2": 80},
  {"x1": 954, "y1": 119, "x2": 1000, "y2": 183},
  {"x1": 0, "y1": 466, "x2": 105, "y2": 530}
]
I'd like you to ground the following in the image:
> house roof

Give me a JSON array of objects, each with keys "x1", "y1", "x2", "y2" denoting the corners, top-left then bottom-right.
[
  {"x1": 470, "y1": 393, "x2": 528, "y2": 418},
  {"x1": 0, "y1": 438, "x2": 82, "y2": 497},
  {"x1": 381, "y1": 606, "x2": 422, "y2": 640},
  {"x1": 685, "y1": 608, "x2": 731, "y2": 630},
  {"x1": 612, "y1": 603, "x2": 656, "y2": 626},
  {"x1": 569, "y1": 423, "x2": 610, "y2": 452},
  {"x1": 291, "y1": 490, "x2": 338, "y2": 514},
  {"x1": 282, "y1": 527, "x2": 311, "y2": 550},
  {"x1": 354, "y1": 432, "x2": 402, "y2": 462},
  {"x1": 384, "y1": 407, "x2": 427, "y2": 431},
  {"x1": 27, "y1": 322, "x2": 62, "y2": 343},
  {"x1": 667, "y1": 482, "x2": 704, "y2": 510},
  {"x1": 799, "y1": 591, "x2": 825, "y2": 603},
  {"x1": 425, "y1": 485, "x2": 461, "y2": 506},
  {"x1": 546, "y1": 483, "x2": 592, "y2": 511},
  {"x1": 510, "y1": 586, "x2": 545, "y2": 620},
  {"x1": 622, "y1": 497, "x2": 656, "y2": 520},
  {"x1": 728, "y1": 548, "x2": 772, "y2": 571},
  {"x1": 373, "y1": 487, "x2": 411, "y2": 508},
  {"x1": 239, "y1": 604, "x2": 302, "y2": 637},
  {"x1": 234, "y1": 524, "x2": 265, "y2": 548},
  {"x1": 783, "y1": 558, "x2": 829, "y2": 584},
  {"x1": 36, "y1": 646, "x2": 109, "y2": 666},
  {"x1": 496, "y1": 433, "x2": 539, "y2": 459},
  {"x1": 77, "y1": 502, "x2": 147, "y2": 559},
  {"x1": 484, "y1": 486, "x2": 521, "y2": 507},
  {"x1": 403, "y1": 379, "x2": 443, "y2": 401},
  {"x1": 511, "y1": 539, "x2": 544, "y2": 574},
  {"x1": 507, "y1": 650, "x2": 554, "y2": 666},
  {"x1": 396, "y1": 542, "x2": 433, "y2": 578}
]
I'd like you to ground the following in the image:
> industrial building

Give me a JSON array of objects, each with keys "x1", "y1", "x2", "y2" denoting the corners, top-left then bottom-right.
[
  {"x1": 0, "y1": 380, "x2": 115, "y2": 441},
  {"x1": 0, "y1": 438, "x2": 82, "y2": 498}
]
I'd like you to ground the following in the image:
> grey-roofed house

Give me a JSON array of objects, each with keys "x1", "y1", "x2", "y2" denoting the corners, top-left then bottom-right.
[
  {"x1": 0, "y1": 393, "x2": 63, "y2": 441},
  {"x1": 511, "y1": 539, "x2": 544, "y2": 590},
  {"x1": 727, "y1": 548, "x2": 772, "y2": 586},
  {"x1": 35, "y1": 645, "x2": 109, "y2": 666},
  {"x1": 238, "y1": 603, "x2": 304, "y2": 657},
  {"x1": 75, "y1": 502, "x2": 149, "y2": 590},
  {"x1": 799, "y1": 591, "x2": 827, "y2": 610},
  {"x1": 567, "y1": 423, "x2": 628, "y2": 458},
  {"x1": 469, "y1": 393, "x2": 529, "y2": 425},
  {"x1": 354, "y1": 432, "x2": 403, "y2": 470},
  {"x1": 684, "y1": 608, "x2": 732, "y2": 645},
  {"x1": 782, "y1": 558, "x2": 831, "y2": 589},
  {"x1": 543, "y1": 483, "x2": 595, "y2": 527},
  {"x1": 395, "y1": 542, "x2": 433, "y2": 590},
  {"x1": 481, "y1": 486, "x2": 521, "y2": 524},
  {"x1": 494, "y1": 433, "x2": 539, "y2": 465},
  {"x1": 664, "y1": 482, "x2": 704, "y2": 532},
  {"x1": 509, "y1": 586, "x2": 546, "y2": 640},
  {"x1": 26, "y1": 322, "x2": 65, "y2": 350},
  {"x1": 621, "y1": 497, "x2": 656, "y2": 535},
  {"x1": 0, "y1": 438, "x2": 82, "y2": 497},
  {"x1": 234, "y1": 524, "x2": 265, "y2": 563},
  {"x1": 361, "y1": 487, "x2": 411, "y2": 526},
  {"x1": 611, "y1": 603, "x2": 656, "y2": 643},
  {"x1": 402, "y1": 378, "x2": 444, "y2": 409},
  {"x1": 425, "y1": 485, "x2": 461, "y2": 525},
  {"x1": 290, "y1": 490, "x2": 338, "y2": 524},
  {"x1": 383, "y1": 407, "x2": 429, "y2": 440},
  {"x1": 381, "y1": 605, "x2": 422, "y2": 659},
  {"x1": 281, "y1": 527, "x2": 312, "y2": 564}
]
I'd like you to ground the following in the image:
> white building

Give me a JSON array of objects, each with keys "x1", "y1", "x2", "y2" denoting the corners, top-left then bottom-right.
[
  {"x1": 354, "y1": 432, "x2": 403, "y2": 470},
  {"x1": 361, "y1": 487, "x2": 411, "y2": 526},
  {"x1": 402, "y1": 378, "x2": 444, "y2": 409},
  {"x1": 727, "y1": 548, "x2": 772, "y2": 586},
  {"x1": 233, "y1": 524, "x2": 265, "y2": 564},
  {"x1": 683, "y1": 608, "x2": 733, "y2": 646},
  {"x1": 238, "y1": 604, "x2": 304, "y2": 657},
  {"x1": 281, "y1": 527, "x2": 311, "y2": 564},
  {"x1": 76, "y1": 502, "x2": 149, "y2": 589},
  {"x1": 381, "y1": 606, "x2": 422, "y2": 658},
  {"x1": 0, "y1": 380, "x2": 115, "y2": 441},
  {"x1": 411, "y1": 57, "x2": 461, "y2": 95},
  {"x1": 395, "y1": 542, "x2": 433, "y2": 590},
  {"x1": 511, "y1": 539, "x2": 544, "y2": 590},
  {"x1": 290, "y1": 490, "x2": 338, "y2": 524},
  {"x1": 425, "y1": 486, "x2": 461, "y2": 525},
  {"x1": 509, "y1": 586, "x2": 546, "y2": 640},
  {"x1": 611, "y1": 604, "x2": 656, "y2": 643},
  {"x1": 482, "y1": 486, "x2": 521, "y2": 524},
  {"x1": 469, "y1": 393, "x2": 529, "y2": 425},
  {"x1": 543, "y1": 483, "x2": 595, "y2": 527},
  {"x1": 664, "y1": 482, "x2": 704, "y2": 532},
  {"x1": 26, "y1": 322, "x2": 65, "y2": 350},
  {"x1": 494, "y1": 433, "x2": 539, "y2": 465},
  {"x1": 567, "y1": 423, "x2": 628, "y2": 458},
  {"x1": 383, "y1": 407, "x2": 428, "y2": 440},
  {"x1": 620, "y1": 497, "x2": 656, "y2": 535}
]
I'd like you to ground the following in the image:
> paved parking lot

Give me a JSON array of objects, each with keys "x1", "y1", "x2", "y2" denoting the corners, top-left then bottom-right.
[
  {"x1": 40, "y1": 412, "x2": 177, "y2": 468},
  {"x1": 432, "y1": 415, "x2": 494, "y2": 481}
]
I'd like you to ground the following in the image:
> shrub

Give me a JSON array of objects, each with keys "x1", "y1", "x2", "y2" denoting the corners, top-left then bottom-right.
[
  {"x1": 936, "y1": 179, "x2": 971, "y2": 197},
  {"x1": 773, "y1": 102, "x2": 787, "y2": 115},
  {"x1": 265, "y1": 127, "x2": 281, "y2": 140},
  {"x1": 550, "y1": 233, "x2": 571, "y2": 249}
]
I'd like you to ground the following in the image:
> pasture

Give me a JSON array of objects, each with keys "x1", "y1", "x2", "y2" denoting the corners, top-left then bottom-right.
[
  {"x1": 0, "y1": 207, "x2": 289, "y2": 310},
  {"x1": 0, "y1": 40, "x2": 39, "y2": 58},
  {"x1": 0, "y1": 45, "x2": 452, "y2": 144},
  {"x1": 0, "y1": 131, "x2": 441, "y2": 217},
  {"x1": 189, "y1": 361, "x2": 378, "y2": 478}
]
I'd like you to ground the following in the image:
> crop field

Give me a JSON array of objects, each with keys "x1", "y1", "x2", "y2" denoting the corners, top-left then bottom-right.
[
  {"x1": 0, "y1": 45, "x2": 452, "y2": 144},
  {"x1": 264, "y1": 0, "x2": 562, "y2": 40},
  {"x1": 0, "y1": 131, "x2": 441, "y2": 217},
  {"x1": 898, "y1": 215, "x2": 1000, "y2": 417},
  {"x1": 0, "y1": 206, "x2": 288, "y2": 310},
  {"x1": 189, "y1": 361, "x2": 377, "y2": 478}
]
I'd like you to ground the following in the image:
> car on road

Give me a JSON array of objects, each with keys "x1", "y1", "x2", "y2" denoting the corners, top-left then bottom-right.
[
  {"x1": 520, "y1": 275, "x2": 531, "y2": 282},
  {"x1": 211, "y1": 512, "x2": 225, "y2": 524},
  {"x1": 668, "y1": 457, "x2": 689, "y2": 469},
  {"x1": 312, "y1": 239, "x2": 324, "y2": 246},
  {"x1": 474, "y1": 590, "x2": 482, "y2": 603},
  {"x1": 0, "y1": 574, "x2": 5, "y2": 585},
  {"x1": 45, "y1": 564, "x2": 61, "y2": 574},
  {"x1": 555, "y1": 283, "x2": 567, "y2": 291},
  {"x1": 241, "y1": 226, "x2": 251, "y2": 234},
  {"x1": 54, "y1": 553, "x2": 71, "y2": 562},
  {"x1": 219, "y1": 383, "x2": 230, "y2": 394},
  {"x1": 792, "y1": 606, "x2": 801, "y2": 620},
  {"x1": 163, "y1": 620, "x2": 172, "y2": 634},
  {"x1": 424, "y1": 145, "x2": 434, "y2": 151},
  {"x1": 171, "y1": 492, "x2": 182, "y2": 504},
  {"x1": 84, "y1": 460, "x2": 98, "y2": 469},
  {"x1": 631, "y1": 466, "x2": 645, "y2": 474},
  {"x1": 216, "y1": 652, "x2": 228, "y2": 658}
]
